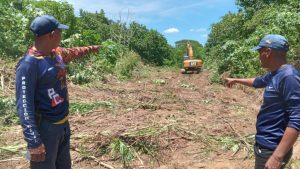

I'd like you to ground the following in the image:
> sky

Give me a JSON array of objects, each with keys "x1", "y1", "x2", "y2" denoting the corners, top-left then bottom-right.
[{"x1": 60, "y1": 0, "x2": 239, "y2": 46}]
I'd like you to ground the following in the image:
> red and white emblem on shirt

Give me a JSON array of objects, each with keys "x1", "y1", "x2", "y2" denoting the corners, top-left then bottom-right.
[{"x1": 48, "y1": 88, "x2": 64, "y2": 107}]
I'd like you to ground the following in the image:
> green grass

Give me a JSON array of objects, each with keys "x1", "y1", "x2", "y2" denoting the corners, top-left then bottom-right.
[
  {"x1": 152, "y1": 79, "x2": 166, "y2": 85},
  {"x1": 70, "y1": 101, "x2": 116, "y2": 114},
  {"x1": 216, "y1": 136, "x2": 240, "y2": 152},
  {"x1": 286, "y1": 158, "x2": 300, "y2": 169},
  {"x1": 0, "y1": 142, "x2": 26, "y2": 160},
  {"x1": 0, "y1": 96, "x2": 18, "y2": 126},
  {"x1": 229, "y1": 104, "x2": 248, "y2": 117},
  {"x1": 214, "y1": 134, "x2": 255, "y2": 159},
  {"x1": 115, "y1": 51, "x2": 141, "y2": 80},
  {"x1": 110, "y1": 138, "x2": 135, "y2": 166},
  {"x1": 93, "y1": 125, "x2": 173, "y2": 167},
  {"x1": 78, "y1": 144, "x2": 92, "y2": 160}
]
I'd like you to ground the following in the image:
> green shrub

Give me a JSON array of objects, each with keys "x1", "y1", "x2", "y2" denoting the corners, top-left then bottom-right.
[
  {"x1": 70, "y1": 101, "x2": 115, "y2": 114},
  {"x1": 67, "y1": 40, "x2": 121, "y2": 84},
  {"x1": 67, "y1": 40, "x2": 141, "y2": 84},
  {"x1": 206, "y1": 2, "x2": 300, "y2": 79},
  {"x1": 0, "y1": 96, "x2": 18, "y2": 125},
  {"x1": 115, "y1": 51, "x2": 141, "y2": 80}
]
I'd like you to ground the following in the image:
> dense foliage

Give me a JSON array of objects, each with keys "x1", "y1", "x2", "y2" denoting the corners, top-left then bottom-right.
[
  {"x1": 206, "y1": 0, "x2": 300, "y2": 80},
  {"x1": 0, "y1": 96, "x2": 17, "y2": 125},
  {"x1": 2, "y1": 0, "x2": 298, "y2": 83},
  {"x1": 0, "y1": 0, "x2": 188, "y2": 83}
]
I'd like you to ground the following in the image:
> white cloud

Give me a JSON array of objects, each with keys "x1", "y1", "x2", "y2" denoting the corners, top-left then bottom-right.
[
  {"x1": 164, "y1": 28, "x2": 179, "y2": 34},
  {"x1": 190, "y1": 28, "x2": 207, "y2": 32}
]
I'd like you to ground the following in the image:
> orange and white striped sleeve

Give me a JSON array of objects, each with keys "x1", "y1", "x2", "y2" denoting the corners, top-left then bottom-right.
[{"x1": 56, "y1": 46, "x2": 100, "y2": 63}]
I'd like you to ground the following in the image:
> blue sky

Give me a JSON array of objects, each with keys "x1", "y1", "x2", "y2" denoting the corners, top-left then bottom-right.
[{"x1": 60, "y1": 0, "x2": 238, "y2": 46}]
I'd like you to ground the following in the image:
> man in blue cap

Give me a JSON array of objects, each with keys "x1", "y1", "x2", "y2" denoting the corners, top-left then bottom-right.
[
  {"x1": 15, "y1": 15, "x2": 100, "y2": 169},
  {"x1": 224, "y1": 34, "x2": 300, "y2": 169}
]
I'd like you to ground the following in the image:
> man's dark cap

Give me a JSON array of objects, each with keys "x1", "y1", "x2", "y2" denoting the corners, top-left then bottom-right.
[
  {"x1": 30, "y1": 15, "x2": 69, "y2": 37},
  {"x1": 252, "y1": 34, "x2": 289, "y2": 52}
]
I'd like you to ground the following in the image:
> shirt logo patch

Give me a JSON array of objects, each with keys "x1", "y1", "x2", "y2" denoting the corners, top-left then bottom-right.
[
  {"x1": 47, "y1": 67, "x2": 54, "y2": 71},
  {"x1": 265, "y1": 40, "x2": 271, "y2": 44},
  {"x1": 48, "y1": 88, "x2": 64, "y2": 107}
]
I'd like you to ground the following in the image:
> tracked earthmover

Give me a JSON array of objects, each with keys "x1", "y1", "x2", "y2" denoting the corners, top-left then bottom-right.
[{"x1": 181, "y1": 42, "x2": 203, "y2": 74}]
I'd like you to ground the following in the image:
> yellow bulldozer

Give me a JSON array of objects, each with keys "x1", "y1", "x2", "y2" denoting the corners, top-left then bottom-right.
[{"x1": 180, "y1": 42, "x2": 203, "y2": 74}]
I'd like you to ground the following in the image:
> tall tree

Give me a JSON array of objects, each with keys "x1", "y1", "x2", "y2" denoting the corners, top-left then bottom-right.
[
  {"x1": 206, "y1": 0, "x2": 300, "y2": 78},
  {"x1": 129, "y1": 22, "x2": 172, "y2": 66}
]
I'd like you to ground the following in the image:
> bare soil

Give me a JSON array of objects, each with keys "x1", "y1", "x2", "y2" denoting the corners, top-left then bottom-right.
[{"x1": 1, "y1": 68, "x2": 300, "y2": 169}]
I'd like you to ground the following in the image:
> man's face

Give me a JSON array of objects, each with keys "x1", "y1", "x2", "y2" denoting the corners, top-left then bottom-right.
[
  {"x1": 48, "y1": 29, "x2": 61, "y2": 49},
  {"x1": 258, "y1": 48, "x2": 271, "y2": 69},
  {"x1": 51, "y1": 29, "x2": 62, "y2": 48}
]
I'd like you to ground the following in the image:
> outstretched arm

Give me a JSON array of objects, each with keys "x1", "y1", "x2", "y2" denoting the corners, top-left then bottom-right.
[
  {"x1": 224, "y1": 78, "x2": 255, "y2": 88},
  {"x1": 56, "y1": 45, "x2": 100, "y2": 63}
]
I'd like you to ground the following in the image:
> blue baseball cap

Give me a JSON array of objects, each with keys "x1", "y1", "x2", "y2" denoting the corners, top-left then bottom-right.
[
  {"x1": 252, "y1": 34, "x2": 289, "y2": 52},
  {"x1": 30, "y1": 15, "x2": 69, "y2": 37}
]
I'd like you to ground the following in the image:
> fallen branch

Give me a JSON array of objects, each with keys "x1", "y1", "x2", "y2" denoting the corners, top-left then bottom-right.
[
  {"x1": 132, "y1": 148, "x2": 144, "y2": 167},
  {"x1": 16, "y1": 161, "x2": 29, "y2": 169},
  {"x1": 224, "y1": 120, "x2": 254, "y2": 158},
  {"x1": 0, "y1": 157, "x2": 25, "y2": 163},
  {"x1": 72, "y1": 147, "x2": 115, "y2": 169},
  {"x1": 0, "y1": 67, "x2": 4, "y2": 90},
  {"x1": 89, "y1": 156, "x2": 115, "y2": 169}
]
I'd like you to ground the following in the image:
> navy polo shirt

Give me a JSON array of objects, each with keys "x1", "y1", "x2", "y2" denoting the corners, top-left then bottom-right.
[{"x1": 253, "y1": 64, "x2": 300, "y2": 150}]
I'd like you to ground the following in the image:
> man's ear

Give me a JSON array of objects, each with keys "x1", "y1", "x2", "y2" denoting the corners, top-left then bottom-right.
[
  {"x1": 266, "y1": 48, "x2": 272, "y2": 59},
  {"x1": 49, "y1": 31, "x2": 55, "y2": 38}
]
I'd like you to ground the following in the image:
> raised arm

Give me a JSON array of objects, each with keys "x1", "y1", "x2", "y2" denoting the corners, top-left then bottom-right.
[{"x1": 56, "y1": 46, "x2": 100, "y2": 63}]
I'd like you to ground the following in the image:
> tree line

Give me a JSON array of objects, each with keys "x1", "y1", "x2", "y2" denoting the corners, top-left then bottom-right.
[
  {"x1": 0, "y1": 0, "x2": 205, "y2": 84},
  {"x1": 205, "y1": 0, "x2": 300, "y2": 81},
  {"x1": 0, "y1": 0, "x2": 299, "y2": 83}
]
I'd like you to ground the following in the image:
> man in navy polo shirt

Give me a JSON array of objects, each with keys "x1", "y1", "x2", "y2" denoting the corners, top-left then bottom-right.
[
  {"x1": 224, "y1": 34, "x2": 300, "y2": 169},
  {"x1": 16, "y1": 15, "x2": 100, "y2": 169}
]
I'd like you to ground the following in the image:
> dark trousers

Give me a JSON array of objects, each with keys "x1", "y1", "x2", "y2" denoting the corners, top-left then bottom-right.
[
  {"x1": 254, "y1": 143, "x2": 292, "y2": 169},
  {"x1": 30, "y1": 119, "x2": 71, "y2": 169}
]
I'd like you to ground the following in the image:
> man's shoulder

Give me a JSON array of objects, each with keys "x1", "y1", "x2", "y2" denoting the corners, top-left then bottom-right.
[
  {"x1": 279, "y1": 65, "x2": 300, "y2": 77},
  {"x1": 16, "y1": 54, "x2": 45, "y2": 71},
  {"x1": 273, "y1": 65, "x2": 300, "y2": 85},
  {"x1": 19, "y1": 54, "x2": 45, "y2": 64}
]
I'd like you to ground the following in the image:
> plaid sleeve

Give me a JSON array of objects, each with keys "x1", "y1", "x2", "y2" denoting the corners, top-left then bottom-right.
[{"x1": 56, "y1": 46, "x2": 100, "y2": 63}]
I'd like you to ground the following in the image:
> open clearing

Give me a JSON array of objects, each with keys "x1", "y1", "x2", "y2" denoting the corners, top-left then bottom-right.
[{"x1": 1, "y1": 68, "x2": 300, "y2": 169}]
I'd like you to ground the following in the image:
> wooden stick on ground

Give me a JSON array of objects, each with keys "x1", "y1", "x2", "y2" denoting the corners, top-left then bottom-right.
[
  {"x1": 0, "y1": 67, "x2": 4, "y2": 90},
  {"x1": 89, "y1": 156, "x2": 115, "y2": 169},
  {"x1": 0, "y1": 157, "x2": 25, "y2": 163},
  {"x1": 72, "y1": 147, "x2": 115, "y2": 169}
]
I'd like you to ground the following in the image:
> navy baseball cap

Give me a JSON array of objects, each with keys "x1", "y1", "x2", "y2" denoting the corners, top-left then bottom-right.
[
  {"x1": 30, "y1": 15, "x2": 69, "y2": 37},
  {"x1": 252, "y1": 34, "x2": 289, "y2": 52}
]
